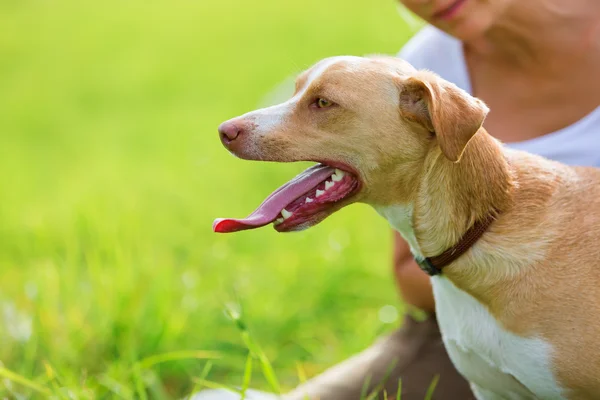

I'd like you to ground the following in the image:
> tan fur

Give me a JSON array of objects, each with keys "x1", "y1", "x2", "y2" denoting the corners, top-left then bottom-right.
[
  {"x1": 399, "y1": 71, "x2": 490, "y2": 162},
  {"x1": 219, "y1": 55, "x2": 600, "y2": 398}
]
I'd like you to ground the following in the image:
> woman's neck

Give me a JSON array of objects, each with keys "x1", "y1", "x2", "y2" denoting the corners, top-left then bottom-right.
[{"x1": 465, "y1": 0, "x2": 600, "y2": 72}]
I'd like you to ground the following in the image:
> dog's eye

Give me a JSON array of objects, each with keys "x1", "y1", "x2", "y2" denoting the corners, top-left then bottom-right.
[{"x1": 316, "y1": 98, "x2": 333, "y2": 108}]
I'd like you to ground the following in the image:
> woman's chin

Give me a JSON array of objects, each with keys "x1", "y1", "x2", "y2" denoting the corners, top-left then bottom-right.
[
  {"x1": 437, "y1": 19, "x2": 492, "y2": 43},
  {"x1": 429, "y1": 8, "x2": 498, "y2": 43}
]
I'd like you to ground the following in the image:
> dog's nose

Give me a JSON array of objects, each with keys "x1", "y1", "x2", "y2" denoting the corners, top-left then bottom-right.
[{"x1": 218, "y1": 121, "x2": 242, "y2": 145}]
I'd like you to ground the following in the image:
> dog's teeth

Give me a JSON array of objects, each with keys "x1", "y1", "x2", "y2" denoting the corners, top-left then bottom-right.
[
  {"x1": 305, "y1": 197, "x2": 314, "y2": 203},
  {"x1": 281, "y1": 209, "x2": 293, "y2": 220},
  {"x1": 331, "y1": 169, "x2": 345, "y2": 182},
  {"x1": 324, "y1": 180, "x2": 335, "y2": 190},
  {"x1": 274, "y1": 217, "x2": 284, "y2": 225},
  {"x1": 315, "y1": 189, "x2": 325, "y2": 197}
]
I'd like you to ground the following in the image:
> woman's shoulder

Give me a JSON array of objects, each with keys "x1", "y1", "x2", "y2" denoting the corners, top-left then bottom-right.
[
  {"x1": 398, "y1": 26, "x2": 469, "y2": 92},
  {"x1": 397, "y1": 26, "x2": 452, "y2": 65}
]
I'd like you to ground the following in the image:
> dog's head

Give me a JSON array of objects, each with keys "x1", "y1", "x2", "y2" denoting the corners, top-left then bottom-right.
[{"x1": 214, "y1": 56, "x2": 489, "y2": 233}]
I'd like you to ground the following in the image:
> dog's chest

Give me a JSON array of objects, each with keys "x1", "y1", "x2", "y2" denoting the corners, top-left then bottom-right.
[{"x1": 432, "y1": 276, "x2": 564, "y2": 399}]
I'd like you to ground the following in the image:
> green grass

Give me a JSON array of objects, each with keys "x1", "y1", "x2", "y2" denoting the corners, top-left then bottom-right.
[{"x1": 0, "y1": 0, "x2": 419, "y2": 397}]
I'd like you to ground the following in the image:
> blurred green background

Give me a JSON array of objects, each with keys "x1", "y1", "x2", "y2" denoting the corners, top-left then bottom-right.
[{"x1": 0, "y1": 0, "x2": 419, "y2": 397}]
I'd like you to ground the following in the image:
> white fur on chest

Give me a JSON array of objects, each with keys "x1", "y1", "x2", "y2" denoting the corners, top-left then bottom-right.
[
  {"x1": 374, "y1": 204, "x2": 421, "y2": 255},
  {"x1": 373, "y1": 205, "x2": 565, "y2": 399},
  {"x1": 432, "y1": 276, "x2": 565, "y2": 399}
]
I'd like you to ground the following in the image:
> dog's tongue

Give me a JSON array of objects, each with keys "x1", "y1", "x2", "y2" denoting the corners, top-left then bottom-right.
[{"x1": 213, "y1": 164, "x2": 334, "y2": 233}]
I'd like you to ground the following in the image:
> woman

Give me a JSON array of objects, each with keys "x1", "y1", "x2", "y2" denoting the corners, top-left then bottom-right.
[{"x1": 197, "y1": 0, "x2": 600, "y2": 398}]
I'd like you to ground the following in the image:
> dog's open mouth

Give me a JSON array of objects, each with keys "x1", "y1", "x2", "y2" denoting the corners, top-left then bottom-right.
[{"x1": 213, "y1": 163, "x2": 360, "y2": 233}]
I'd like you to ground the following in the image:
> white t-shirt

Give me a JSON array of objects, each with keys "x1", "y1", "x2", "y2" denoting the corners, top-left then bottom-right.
[{"x1": 398, "y1": 26, "x2": 600, "y2": 167}]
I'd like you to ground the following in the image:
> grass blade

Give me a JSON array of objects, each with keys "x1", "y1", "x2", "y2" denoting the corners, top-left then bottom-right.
[
  {"x1": 295, "y1": 362, "x2": 307, "y2": 386},
  {"x1": 256, "y1": 351, "x2": 280, "y2": 395},
  {"x1": 186, "y1": 362, "x2": 214, "y2": 400},
  {"x1": 97, "y1": 375, "x2": 135, "y2": 400},
  {"x1": 240, "y1": 352, "x2": 253, "y2": 400},
  {"x1": 193, "y1": 379, "x2": 243, "y2": 396},
  {"x1": 43, "y1": 361, "x2": 68, "y2": 398},
  {"x1": 137, "y1": 351, "x2": 220, "y2": 370},
  {"x1": 359, "y1": 375, "x2": 372, "y2": 400},
  {"x1": 133, "y1": 363, "x2": 148, "y2": 400},
  {"x1": 0, "y1": 367, "x2": 51, "y2": 397},
  {"x1": 226, "y1": 303, "x2": 281, "y2": 395},
  {"x1": 295, "y1": 363, "x2": 311, "y2": 400},
  {"x1": 424, "y1": 374, "x2": 439, "y2": 400},
  {"x1": 364, "y1": 359, "x2": 398, "y2": 400}
]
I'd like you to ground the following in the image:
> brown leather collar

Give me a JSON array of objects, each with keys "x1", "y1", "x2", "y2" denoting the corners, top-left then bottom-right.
[{"x1": 415, "y1": 212, "x2": 498, "y2": 276}]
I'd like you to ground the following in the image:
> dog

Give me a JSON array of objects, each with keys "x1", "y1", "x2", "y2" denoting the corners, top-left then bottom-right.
[{"x1": 213, "y1": 55, "x2": 600, "y2": 399}]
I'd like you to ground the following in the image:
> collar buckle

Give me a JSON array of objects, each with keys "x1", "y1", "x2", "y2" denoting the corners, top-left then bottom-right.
[{"x1": 416, "y1": 257, "x2": 442, "y2": 276}]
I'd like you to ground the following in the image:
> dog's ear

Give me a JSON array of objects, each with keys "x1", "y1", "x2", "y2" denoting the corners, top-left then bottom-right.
[{"x1": 397, "y1": 71, "x2": 489, "y2": 162}]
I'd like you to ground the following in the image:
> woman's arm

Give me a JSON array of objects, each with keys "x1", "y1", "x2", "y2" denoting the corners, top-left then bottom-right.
[{"x1": 393, "y1": 231, "x2": 435, "y2": 314}]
